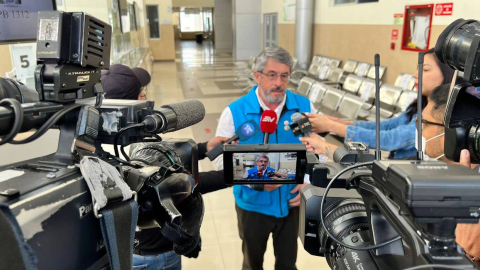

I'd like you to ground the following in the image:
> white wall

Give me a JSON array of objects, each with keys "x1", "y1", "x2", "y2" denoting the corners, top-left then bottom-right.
[
  {"x1": 233, "y1": 0, "x2": 262, "y2": 60},
  {"x1": 172, "y1": 0, "x2": 214, "y2": 8},
  {"x1": 59, "y1": 0, "x2": 109, "y2": 22},
  {"x1": 214, "y1": 0, "x2": 233, "y2": 50},
  {"x1": 262, "y1": 0, "x2": 295, "y2": 24},
  {"x1": 314, "y1": 0, "x2": 477, "y2": 25}
]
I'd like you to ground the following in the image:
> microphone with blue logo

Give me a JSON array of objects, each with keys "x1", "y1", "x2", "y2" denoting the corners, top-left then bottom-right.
[{"x1": 205, "y1": 119, "x2": 260, "y2": 161}]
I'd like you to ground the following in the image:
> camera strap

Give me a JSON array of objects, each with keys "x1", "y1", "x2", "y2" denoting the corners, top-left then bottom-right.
[
  {"x1": 79, "y1": 156, "x2": 138, "y2": 270},
  {"x1": 0, "y1": 203, "x2": 37, "y2": 270}
]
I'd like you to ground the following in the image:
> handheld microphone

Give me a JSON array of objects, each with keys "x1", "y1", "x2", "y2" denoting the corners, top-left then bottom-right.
[
  {"x1": 290, "y1": 112, "x2": 312, "y2": 137},
  {"x1": 374, "y1": 54, "x2": 381, "y2": 160},
  {"x1": 260, "y1": 110, "x2": 277, "y2": 144},
  {"x1": 205, "y1": 120, "x2": 260, "y2": 161},
  {"x1": 416, "y1": 52, "x2": 425, "y2": 160}
]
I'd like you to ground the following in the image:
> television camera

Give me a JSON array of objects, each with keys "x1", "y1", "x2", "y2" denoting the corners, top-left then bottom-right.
[
  {"x1": 295, "y1": 18, "x2": 480, "y2": 270},
  {"x1": 0, "y1": 11, "x2": 204, "y2": 270}
]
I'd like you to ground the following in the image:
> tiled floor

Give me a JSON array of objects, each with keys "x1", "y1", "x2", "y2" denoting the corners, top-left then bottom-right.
[{"x1": 153, "y1": 40, "x2": 330, "y2": 270}]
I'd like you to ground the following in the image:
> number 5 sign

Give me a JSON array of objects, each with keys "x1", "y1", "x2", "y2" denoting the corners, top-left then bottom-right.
[{"x1": 9, "y1": 43, "x2": 37, "y2": 82}]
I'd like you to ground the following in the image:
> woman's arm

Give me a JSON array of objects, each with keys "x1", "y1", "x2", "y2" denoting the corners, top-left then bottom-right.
[
  {"x1": 353, "y1": 113, "x2": 410, "y2": 131},
  {"x1": 345, "y1": 118, "x2": 416, "y2": 151}
]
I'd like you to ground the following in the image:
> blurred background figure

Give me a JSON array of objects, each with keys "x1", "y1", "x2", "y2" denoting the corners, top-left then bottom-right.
[{"x1": 101, "y1": 64, "x2": 151, "y2": 100}]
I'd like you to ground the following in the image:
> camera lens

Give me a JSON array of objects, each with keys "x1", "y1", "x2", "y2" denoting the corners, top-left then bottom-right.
[
  {"x1": 435, "y1": 19, "x2": 480, "y2": 76},
  {"x1": 0, "y1": 78, "x2": 38, "y2": 103},
  {"x1": 318, "y1": 198, "x2": 369, "y2": 267},
  {"x1": 467, "y1": 124, "x2": 480, "y2": 161}
]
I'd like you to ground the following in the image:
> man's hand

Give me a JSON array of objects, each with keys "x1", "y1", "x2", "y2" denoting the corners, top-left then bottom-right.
[
  {"x1": 288, "y1": 183, "x2": 308, "y2": 207},
  {"x1": 299, "y1": 133, "x2": 338, "y2": 160},
  {"x1": 459, "y1": 149, "x2": 471, "y2": 168},
  {"x1": 206, "y1": 136, "x2": 234, "y2": 151},
  {"x1": 264, "y1": 184, "x2": 282, "y2": 192}
]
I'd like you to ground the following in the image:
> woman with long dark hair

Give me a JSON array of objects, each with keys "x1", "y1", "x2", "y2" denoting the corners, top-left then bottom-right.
[{"x1": 301, "y1": 48, "x2": 455, "y2": 159}]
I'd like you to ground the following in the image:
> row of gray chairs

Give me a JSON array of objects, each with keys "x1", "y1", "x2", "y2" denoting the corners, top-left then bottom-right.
[
  {"x1": 290, "y1": 55, "x2": 342, "y2": 85},
  {"x1": 296, "y1": 76, "x2": 418, "y2": 121}
]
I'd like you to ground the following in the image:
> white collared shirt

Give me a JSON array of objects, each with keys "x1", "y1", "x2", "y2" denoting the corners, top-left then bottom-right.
[{"x1": 213, "y1": 88, "x2": 316, "y2": 170}]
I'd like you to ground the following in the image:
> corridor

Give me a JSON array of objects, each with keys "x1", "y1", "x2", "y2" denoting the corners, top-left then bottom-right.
[{"x1": 151, "y1": 40, "x2": 329, "y2": 270}]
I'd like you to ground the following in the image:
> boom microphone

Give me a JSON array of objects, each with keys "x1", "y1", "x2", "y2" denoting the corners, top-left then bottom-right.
[
  {"x1": 143, "y1": 100, "x2": 206, "y2": 134},
  {"x1": 260, "y1": 110, "x2": 277, "y2": 144},
  {"x1": 160, "y1": 100, "x2": 206, "y2": 132},
  {"x1": 205, "y1": 119, "x2": 260, "y2": 160}
]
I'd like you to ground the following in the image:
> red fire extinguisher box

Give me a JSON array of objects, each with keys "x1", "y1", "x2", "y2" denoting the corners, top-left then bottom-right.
[{"x1": 401, "y1": 4, "x2": 433, "y2": 52}]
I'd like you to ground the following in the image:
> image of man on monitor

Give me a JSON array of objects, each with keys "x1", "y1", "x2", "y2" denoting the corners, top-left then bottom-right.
[{"x1": 243, "y1": 155, "x2": 288, "y2": 180}]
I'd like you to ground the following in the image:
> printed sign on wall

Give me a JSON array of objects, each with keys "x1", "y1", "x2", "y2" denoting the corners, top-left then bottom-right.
[
  {"x1": 392, "y1": 29, "x2": 399, "y2": 40},
  {"x1": 435, "y1": 3, "x2": 453, "y2": 16}
]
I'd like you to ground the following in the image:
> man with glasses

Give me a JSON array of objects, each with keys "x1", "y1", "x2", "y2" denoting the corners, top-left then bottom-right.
[
  {"x1": 413, "y1": 84, "x2": 449, "y2": 162},
  {"x1": 244, "y1": 155, "x2": 288, "y2": 180},
  {"x1": 213, "y1": 46, "x2": 315, "y2": 270}
]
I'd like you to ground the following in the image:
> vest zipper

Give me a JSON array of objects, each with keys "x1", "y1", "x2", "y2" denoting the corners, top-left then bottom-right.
[{"x1": 279, "y1": 189, "x2": 283, "y2": 217}]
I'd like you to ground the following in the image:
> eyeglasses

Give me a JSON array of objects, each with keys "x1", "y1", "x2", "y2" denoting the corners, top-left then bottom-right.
[
  {"x1": 415, "y1": 117, "x2": 444, "y2": 127},
  {"x1": 258, "y1": 71, "x2": 290, "y2": 82}
]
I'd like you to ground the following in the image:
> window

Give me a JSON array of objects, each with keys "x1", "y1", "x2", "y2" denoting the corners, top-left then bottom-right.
[
  {"x1": 146, "y1": 5, "x2": 160, "y2": 39},
  {"x1": 334, "y1": 0, "x2": 378, "y2": 5},
  {"x1": 180, "y1": 8, "x2": 204, "y2": 32}
]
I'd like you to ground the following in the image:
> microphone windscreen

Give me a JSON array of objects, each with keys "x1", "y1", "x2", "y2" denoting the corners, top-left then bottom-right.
[
  {"x1": 260, "y1": 110, "x2": 277, "y2": 134},
  {"x1": 291, "y1": 112, "x2": 303, "y2": 122},
  {"x1": 161, "y1": 100, "x2": 205, "y2": 131},
  {"x1": 235, "y1": 119, "x2": 260, "y2": 141}
]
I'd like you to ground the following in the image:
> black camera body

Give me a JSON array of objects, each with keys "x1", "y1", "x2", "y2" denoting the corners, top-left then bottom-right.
[{"x1": 435, "y1": 19, "x2": 480, "y2": 163}]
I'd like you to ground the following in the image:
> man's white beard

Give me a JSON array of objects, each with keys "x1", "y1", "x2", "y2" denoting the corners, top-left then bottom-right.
[{"x1": 261, "y1": 86, "x2": 285, "y2": 103}]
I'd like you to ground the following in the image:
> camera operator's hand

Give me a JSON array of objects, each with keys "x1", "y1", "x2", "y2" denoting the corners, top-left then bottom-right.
[
  {"x1": 305, "y1": 113, "x2": 347, "y2": 137},
  {"x1": 264, "y1": 184, "x2": 282, "y2": 192},
  {"x1": 206, "y1": 136, "x2": 236, "y2": 151},
  {"x1": 288, "y1": 183, "x2": 308, "y2": 207},
  {"x1": 459, "y1": 149, "x2": 472, "y2": 168},
  {"x1": 299, "y1": 133, "x2": 338, "y2": 160}
]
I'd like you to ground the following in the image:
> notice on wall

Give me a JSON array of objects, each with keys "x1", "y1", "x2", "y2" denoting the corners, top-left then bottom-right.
[
  {"x1": 283, "y1": 0, "x2": 295, "y2": 22},
  {"x1": 393, "y1": 13, "x2": 403, "y2": 25},
  {"x1": 9, "y1": 43, "x2": 36, "y2": 82},
  {"x1": 0, "y1": 0, "x2": 55, "y2": 42},
  {"x1": 392, "y1": 29, "x2": 398, "y2": 40},
  {"x1": 435, "y1": 3, "x2": 453, "y2": 16}
]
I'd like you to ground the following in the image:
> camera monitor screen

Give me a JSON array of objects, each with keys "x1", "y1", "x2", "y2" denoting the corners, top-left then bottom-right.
[
  {"x1": 223, "y1": 144, "x2": 307, "y2": 185},
  {"x1": 0, "y1": 0, "x2": 56, "y2": 44}
]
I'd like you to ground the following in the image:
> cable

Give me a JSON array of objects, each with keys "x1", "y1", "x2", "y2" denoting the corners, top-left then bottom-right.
[
  {"x1": 10, "y1": 103, "x2": 83, "y2": 144},
  {"x1": 319, "y1": 161, "x2": 402, "y2": 251},
  {"x1": 120, "y1": 145, "x2": 129, "y2": 161},
  {"x1": 113, "y1": 123, "x2": 145, "y2": 158},
  {"x1": 0, "y1": 98, "x2": 23, "y2": 146},
  {"x1": 403, "y1": 264, "x2": 473, "y2": 270}
]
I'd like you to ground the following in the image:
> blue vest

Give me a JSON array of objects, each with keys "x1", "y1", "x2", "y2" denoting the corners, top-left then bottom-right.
[
  {"x1": 246, "y1": 167, "x2": 276, "y2": 180},
  {"x1": 229, "y1": 86, "x2": 311, "y2": 218}
]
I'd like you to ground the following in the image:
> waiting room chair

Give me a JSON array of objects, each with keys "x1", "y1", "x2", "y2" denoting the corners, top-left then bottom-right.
[
  {"x1": 342, "y1": 74, "x2": 364, "y2": 95},
  {"x1": 296, "y1": 76, "x2": 316, "y2": 97},
  {"x1": 366, "y1": 65, "x2": 387, "y2": 81},
  {"x1": 308, "y1": 82, "x2": 328, "y2": 109},
  {"x1": 394, "y1": 73, "x2": 416, "y2": 91},
  {"x1": 343, "y1": 60, "x2": 358, "y2": 73},
  {"x1": 319, "y1": 87, "x2": 346, "y2": 116},
  {"x1": 336, "y1": 94, "x2": 365, "y2": 120},
  {"x1": 354, "y1": 62, "x2": 371, "y2": 77},
  {"x1": 366, "y1": 84, "x2": 404, "y2": 121}
]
